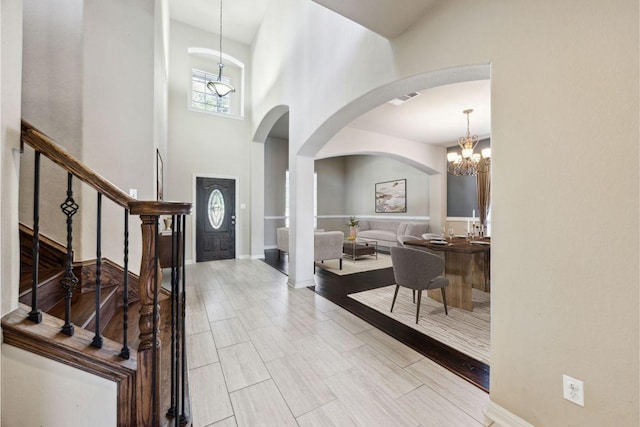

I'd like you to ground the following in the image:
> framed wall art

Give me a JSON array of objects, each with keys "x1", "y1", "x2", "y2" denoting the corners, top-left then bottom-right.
[{"x1": 375, "y1": 179, "x2": 406, "y2": 213}]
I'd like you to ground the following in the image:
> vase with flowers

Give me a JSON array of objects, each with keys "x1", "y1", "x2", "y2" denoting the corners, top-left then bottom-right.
[{"x1": 347, "y1": 216, "x2": 359, "y2": 241}]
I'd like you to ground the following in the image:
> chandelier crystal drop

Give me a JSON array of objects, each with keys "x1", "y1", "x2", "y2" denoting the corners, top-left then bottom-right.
[
  {"x1": 207, "y1": 0, "x2": 236, "y2": 97},
  {"x1": 447, "y1": 109, "x2": 490, "y2": 176}
]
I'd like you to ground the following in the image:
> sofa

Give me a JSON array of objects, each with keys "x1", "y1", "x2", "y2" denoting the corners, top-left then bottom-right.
[
  {"x1": 276, "y1": 227, "x2": 344, "y2": 269},
  {"x1": 356, "y1": 220, "x2": 428, "y2": 248}
]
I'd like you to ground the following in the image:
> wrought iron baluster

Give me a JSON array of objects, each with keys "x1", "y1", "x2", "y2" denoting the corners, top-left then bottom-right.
[
  {"x1": 28, "y1": 151, "x2": 43, "y2": 324},
  {"x1": 179, "y1": 215, "x2": 188, "y2": 425},
  {"x1": 174, "y1": 215, "x2": 183, "y2": 424},
  {"x1": 120, "y1": 209, "x2": 130, "y2": 359},
  {"x1": 91, "y1": 193, "x2": 103, "y2": 348},
  {"x1": 167, "y1": 215, "x2": 177, "y2": 419},
  {"x1": 60, "y1": 173, "x2": 79, "y2": 336}
]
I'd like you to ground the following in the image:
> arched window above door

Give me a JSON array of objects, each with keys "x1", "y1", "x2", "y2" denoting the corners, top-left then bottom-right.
[{"x1": 187, "y1": 47, "x2": 245, "y2": 119}]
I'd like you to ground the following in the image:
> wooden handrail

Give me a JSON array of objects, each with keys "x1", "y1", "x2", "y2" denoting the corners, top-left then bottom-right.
[
  {"x1": 21, "y1": 120, "x2": 191, "y2": 216},
  {"x1": 129, "y1": 201, "x2": 191, "y2": 216},
  {"x1": 20, "y1": 119, "x2": 192, "y2": 424}
]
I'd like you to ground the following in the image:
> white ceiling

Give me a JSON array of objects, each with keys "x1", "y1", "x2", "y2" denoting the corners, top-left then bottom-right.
[
  {"x1": 169, "y1": 0, "x2": 437, "y2": 44},
  {"x1": 169, "y1": 1, "x2": 491, "y2": 147},
  {"x1": 169, "y1": 0, "x2": 270, "y2": 45},
  {"x1": 311, "y1": 0, "x2": 439, "y2": 39},
  {"x1": 349, "y1": 80, "x2": 491, "y2": 146}
]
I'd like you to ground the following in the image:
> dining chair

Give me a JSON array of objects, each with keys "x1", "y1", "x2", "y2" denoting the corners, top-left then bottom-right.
[{"x1": 390, "y1": 246, "x2": 449, "y2": 323}]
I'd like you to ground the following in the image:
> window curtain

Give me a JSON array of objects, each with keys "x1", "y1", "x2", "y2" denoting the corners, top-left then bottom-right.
[{"x1": 476, "y1": 159, "x2": 491, "y2": 226}]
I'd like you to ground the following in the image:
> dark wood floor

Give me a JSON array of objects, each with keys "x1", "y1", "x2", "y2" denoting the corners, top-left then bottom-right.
[{"x1": 262, "y1": 249, "x2": 490, "y2": 392}]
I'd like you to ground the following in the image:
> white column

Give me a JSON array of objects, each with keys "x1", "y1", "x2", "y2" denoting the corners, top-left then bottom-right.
[
  {"x1": 287, "y1": 154, "x2": 315, "y2": 288},
  {"x1": 250, "y1": 140, "x2": 265, "y2": 259}
]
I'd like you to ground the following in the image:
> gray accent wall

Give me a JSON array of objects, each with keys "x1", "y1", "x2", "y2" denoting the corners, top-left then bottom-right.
[
  {"x1": 446, "y1": 138, "x2": 490, "y2": 217},
  {"x1": 343, "y1": 155, "x2": 430, "y2": 217},
  {"x1": 264, "y1": 152, "x2": 431, "y2": 245},
  {"x1": 264, "y1": 137, "x2": 288, "y2": 246},
  {"x1": 315, "y1": 157, "x2": 346, "y2": 232}
]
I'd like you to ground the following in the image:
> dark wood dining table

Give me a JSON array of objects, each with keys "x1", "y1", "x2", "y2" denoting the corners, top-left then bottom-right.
[{"x1": 404, "y1": 237, "x2": 490, "y2": 311}]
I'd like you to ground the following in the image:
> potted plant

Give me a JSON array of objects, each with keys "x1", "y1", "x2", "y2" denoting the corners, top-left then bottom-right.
[{"x1": 347, "y1": 216, "x2": 359, "y2": 240}]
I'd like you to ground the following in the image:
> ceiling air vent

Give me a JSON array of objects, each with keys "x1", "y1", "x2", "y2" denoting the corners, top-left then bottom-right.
[{"x1": 387, "y1": 92, "x2": 421, "y2": 106}]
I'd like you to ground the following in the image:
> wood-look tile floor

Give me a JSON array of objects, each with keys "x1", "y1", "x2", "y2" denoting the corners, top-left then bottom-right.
[{"x1": 183, "y1": 259, "x2": 492, "y2": 427}]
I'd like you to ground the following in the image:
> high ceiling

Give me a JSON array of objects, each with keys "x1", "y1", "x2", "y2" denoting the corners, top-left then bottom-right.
[
  {"x1": 311, "y1": 0, "x2": 439, "y2": 39},
  {"x1": 350, "y1": 80, "x2": 491, "y2": 146},
  {"x1": 169, "y1": 0, "x2": 270, "y2": 45},
  {"x1": 169, "y1": 0, "x2": 491, "y2": 146},
  {"x1": 168, "y1": 0, "x2": 437, "y2": 45}
]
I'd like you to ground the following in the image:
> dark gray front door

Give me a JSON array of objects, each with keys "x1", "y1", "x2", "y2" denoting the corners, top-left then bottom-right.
[{"x1": 196, "y1": 177, "x2": 236, "y2": 261}]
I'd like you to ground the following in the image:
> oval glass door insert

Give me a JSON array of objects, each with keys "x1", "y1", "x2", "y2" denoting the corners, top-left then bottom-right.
[{"x1": 208, "y1": 189, "x2": 225, "y2": 229}]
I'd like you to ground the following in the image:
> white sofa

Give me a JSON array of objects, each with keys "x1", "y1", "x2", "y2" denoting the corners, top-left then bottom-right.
[
  {"x1": 276, "y1": 227, "x2": 344, "y2": 269},
  {"x1": 357, "y1": 220, "x2": 428, "y2": 248}
]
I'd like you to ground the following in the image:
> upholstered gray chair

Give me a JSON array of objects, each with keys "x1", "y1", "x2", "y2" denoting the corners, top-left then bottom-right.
[
  {"x1": 396, "y1": 234, "x2": 419, "y2": 247},
  {"x1": 390, "y1": 246, "x2": 449, "y2": 323}
]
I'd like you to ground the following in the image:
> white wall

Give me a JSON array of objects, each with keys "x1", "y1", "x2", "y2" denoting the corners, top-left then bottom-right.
[
  {"x1": 167, "y1": 20, "x2": 252, "y2": 262},
  {"x1": 20, "y1": 0, "x2": 84, "y2": 249},
  {"x1": 2, "y1": 345, "x2": 117, "y2": 427},
  {"x1": 81, "y1": 0, "x2": 159, "y2": 271},
  {"x1": 1, "y1": 0, "x2": 26, "y2": 419},
  {"x1": 251, "y1": 0, "x2": 639, "y2": 424},
  {"x1": 20, "y1": 0, "x2": 164, "y2": 274},
  {"x1": 252, "y1": 0, "x2": 396, "y2": 288},
  {"x1": 1, "y1": 0, "x2": 23, "y2": 317}
]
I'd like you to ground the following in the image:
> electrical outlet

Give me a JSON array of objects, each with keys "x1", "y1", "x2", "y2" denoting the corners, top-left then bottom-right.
[
  {"x1": 129, "y1": 189, "x2": 138, "y2": 199},
  {"x1": 563, "y1": 374, "x2": 584, "y2": 407}
]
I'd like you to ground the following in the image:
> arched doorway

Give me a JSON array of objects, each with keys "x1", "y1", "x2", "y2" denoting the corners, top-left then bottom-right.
[
  {"x1": 250, "y1": 105, "x2": 290, "y2": 260},
  {"x1": 254, "y1": 64, "x2": 492, "y2": 389}
]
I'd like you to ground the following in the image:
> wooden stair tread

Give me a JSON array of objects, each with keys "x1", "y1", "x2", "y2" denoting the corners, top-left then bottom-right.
[
  {"x1": 103, "y1": 291, "x2": 171, "y2": 352},
  {"x1": 19, "y1": 268, "x2": 64, "y2": 295},
  {"x1": 48, "y1": 285, "x2": 119, "y2": 330},
  {"x1": 2, "y1": 303, "x2": 137, "y2": 370},
  {"x1": 103, "y1": 300, "x2": 143, "y2": 351}
]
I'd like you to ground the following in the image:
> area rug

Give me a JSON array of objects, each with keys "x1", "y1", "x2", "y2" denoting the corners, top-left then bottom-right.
[
  {"x1": 348, "y1": 285, "x2": 491, "y2": 364},
  {"x1": 314, "y1": 253, "x2": 393, "y2": 276}
]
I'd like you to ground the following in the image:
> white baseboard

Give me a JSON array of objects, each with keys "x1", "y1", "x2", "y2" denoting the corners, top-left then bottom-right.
[
  {"x1": 250, "y1": 255, "x2": 265, "y2": 260},
  {"x1": 237, "y1": 255, "x2": 250, "y2": 260},
  {"x1": 264, "y1": 245, "x2": 278, "y2": 250},
  {"x1": 287, "y1": 277, "x2": 315, "y2": 289},
  {"x1": 484, "y1": 400, "x2": 534, "y2": 427}
]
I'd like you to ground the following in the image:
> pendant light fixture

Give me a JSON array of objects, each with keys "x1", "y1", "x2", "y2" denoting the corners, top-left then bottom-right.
[{"x1": 207, "y1": 0, "x2": 235, "y2": 97}]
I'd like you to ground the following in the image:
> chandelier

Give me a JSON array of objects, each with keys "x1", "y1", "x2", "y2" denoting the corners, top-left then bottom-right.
[
  {"x1": 447, "y1": 109, "x2": 490, "y2": 176},
  {"x1": 207, "y1": 0, "x2": 236, "y2": 97}
]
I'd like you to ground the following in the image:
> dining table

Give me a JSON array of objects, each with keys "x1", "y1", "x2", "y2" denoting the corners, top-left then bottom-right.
[{"x1": 404, "y1": 236, "x2": 490, "y2": 311}]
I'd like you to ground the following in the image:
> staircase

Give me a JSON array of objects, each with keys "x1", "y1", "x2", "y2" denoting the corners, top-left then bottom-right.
[{"x1": 2, "y1": 121, "x2": 192, "y2": 426}]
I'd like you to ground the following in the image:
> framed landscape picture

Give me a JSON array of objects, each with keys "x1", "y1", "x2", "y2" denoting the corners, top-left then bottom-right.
[{"x1": 375, "y1": 179, "x2": 406, "y2": 213}]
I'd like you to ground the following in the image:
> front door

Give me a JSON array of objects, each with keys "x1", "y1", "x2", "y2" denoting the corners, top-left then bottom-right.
[{"x1": 196, "y1": 177, "x2": 236, "y2": 261}]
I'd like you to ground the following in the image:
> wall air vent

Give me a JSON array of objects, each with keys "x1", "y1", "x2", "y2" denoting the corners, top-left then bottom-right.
[{"x1": 387, "y1": 92, "x2": 421, "y2": 106}]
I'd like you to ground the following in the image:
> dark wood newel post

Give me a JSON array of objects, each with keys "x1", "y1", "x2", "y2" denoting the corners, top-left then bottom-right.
[{"x1": 136, "y1": 214, "x2": 161, "y2": 426}]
